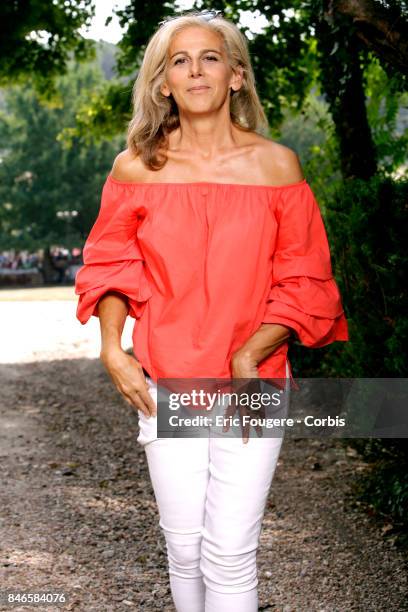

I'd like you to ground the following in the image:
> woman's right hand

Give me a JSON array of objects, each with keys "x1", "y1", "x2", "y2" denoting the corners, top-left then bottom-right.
[{"x1": 100, "y1": 347, "x2": 157, "y2": 418}]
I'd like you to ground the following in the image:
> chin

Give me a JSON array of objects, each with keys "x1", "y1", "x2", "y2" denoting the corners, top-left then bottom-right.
[
  {"x1": 183, "y1": 102, "x2": 215, "y2": 111},
  {"x1": 182, "y1": 98, "x2": 226, "y2": 113}
]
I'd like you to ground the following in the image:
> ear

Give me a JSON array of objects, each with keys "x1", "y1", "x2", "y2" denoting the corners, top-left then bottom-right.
[
  {"x1": 160, "y1": 81, "x2": 171, "y2": 97},
  {"x1": 230, "y1": 64, "x2": 244, "y2": 93}
]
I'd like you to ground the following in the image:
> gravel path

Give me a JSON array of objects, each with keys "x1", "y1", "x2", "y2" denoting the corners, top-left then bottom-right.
[{"x1": 0, "y1": 301, "x2": 406, "y2": 611}]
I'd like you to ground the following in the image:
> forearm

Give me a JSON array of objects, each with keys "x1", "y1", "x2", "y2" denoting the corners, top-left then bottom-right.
[
  {"x1": 233, "y1": 323, "x2": 292, "y2": 364},
  {"x1": 98, "y1": 292, "x2": 129, "y2": 356},
  {"x1": 96, "y1": 291, "x2": 154, "y2": 416}
]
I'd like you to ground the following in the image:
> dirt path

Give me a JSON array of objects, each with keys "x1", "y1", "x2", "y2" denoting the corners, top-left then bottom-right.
[{"x1": 0, "y1": 299, "x2": 406, "y2": 611}]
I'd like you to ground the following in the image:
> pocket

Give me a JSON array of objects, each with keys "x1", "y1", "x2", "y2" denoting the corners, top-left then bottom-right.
[
  {"x1": 137, "y1": 411, "x2": 158, "y2": 447},
  {"x1": 136, "y1": 379, "x2": 159, "y2": 447},
  {"x1": 145, "y1": 377, "x2": 158, "y2": 399}
]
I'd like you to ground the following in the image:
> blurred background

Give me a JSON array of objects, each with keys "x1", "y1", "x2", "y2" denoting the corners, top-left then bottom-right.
[{"x1": 0, "y1": 0, "x2": 407, "y2": 596}]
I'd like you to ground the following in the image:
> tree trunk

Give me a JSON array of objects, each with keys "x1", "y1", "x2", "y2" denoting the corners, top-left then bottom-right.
[
  {"x1": 315, "y1": 11, "x2": 378, "y2": 180},
  {"x1": 330, "y1": 42, "x2": 377, "y2": 180},
  {"x1": 328, "y1": 0, "x2": 408, "y2": 75}
]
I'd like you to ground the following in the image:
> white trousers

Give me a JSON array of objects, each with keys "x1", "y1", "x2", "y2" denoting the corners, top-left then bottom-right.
[{"x1": 137, "y1": 364, "x2": 290, "y2": 612}]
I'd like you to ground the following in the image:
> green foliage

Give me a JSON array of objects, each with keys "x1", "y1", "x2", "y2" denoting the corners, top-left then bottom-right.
[
  {"x1": 58, "y1": 80, "x2": 133, "y2": 146},
  {"x1": 114, "y1": 0, "x2": 178, "y2": 76},
  {"x1": 256, "y1": 173, "x2": 408, "y2": 383},
  {"x1": 0, "y1": 62, "x2": 123, "y2": 250},
  {"x1": 317, "y1": 174, "x2": 407, "y2": 378},
  {"x1": 278, "y1": 91, "x2": 342, "y2": 199},
  {"x1": 240, "y1": 2, "x2": 319, "y2": 128},
  {"x1": 0, "y1": 0, "x2": 95, "y2": 99},
  {"x1": 365, "y1": 55, "x2": 408, "y2": 174},
  {"x1": 277, "y1": 75, "x2": 407, "y2": 378}
]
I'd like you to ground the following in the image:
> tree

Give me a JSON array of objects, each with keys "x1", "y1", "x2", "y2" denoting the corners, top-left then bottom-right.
[
  {"x1": 313, "y1": 3, "x2": 379, "y2": 179},
  {"x1": 0, "y1": 59, "x2": 122, "y2": 251},
  {"x1": 0, "y1": 0, "x2": 94, "y2": 96},
  {"x1": 327, "y1": 0, "x2": 408, "y2": 75}
]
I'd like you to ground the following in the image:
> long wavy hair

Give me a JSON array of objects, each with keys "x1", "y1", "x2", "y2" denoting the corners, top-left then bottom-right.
[{"x1": 127, "y1": 10, "x2": 269, "y2": 170}]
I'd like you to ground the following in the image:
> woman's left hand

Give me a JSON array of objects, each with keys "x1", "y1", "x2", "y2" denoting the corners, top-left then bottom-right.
[
  {"x1": 226, "y1": 323, "x2": 293, "y2": 444},
  {"x1": 232, "y1": 323, "x2": 292, "y2": 374}
]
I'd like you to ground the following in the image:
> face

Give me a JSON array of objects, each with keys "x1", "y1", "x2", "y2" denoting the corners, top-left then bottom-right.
[{"x1": 160, "y1": 26, "x2": 243, "y2": 114}]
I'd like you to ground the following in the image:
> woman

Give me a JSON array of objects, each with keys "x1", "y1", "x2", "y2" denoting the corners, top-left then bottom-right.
[{"x1": 75, "y1": 9, "x2": 349, "y2": 611}]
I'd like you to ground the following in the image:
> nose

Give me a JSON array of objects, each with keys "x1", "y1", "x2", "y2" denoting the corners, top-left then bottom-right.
[{"x1": 189, "y1": 59, "x2": 203, "y2": 78}]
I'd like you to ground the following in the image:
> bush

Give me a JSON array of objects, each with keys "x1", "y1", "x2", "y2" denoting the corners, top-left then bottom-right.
[{"x1": 289, "y1": 173, "x2": 408, "y2": 379}]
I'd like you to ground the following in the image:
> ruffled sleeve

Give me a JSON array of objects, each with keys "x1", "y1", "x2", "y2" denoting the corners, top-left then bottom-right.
[
  {"x1": 74, "y1": 177, "x2": 152, "y2": 324},
  {"x1": 262, "y1": 182, "x2": 349, "y2": 347}
]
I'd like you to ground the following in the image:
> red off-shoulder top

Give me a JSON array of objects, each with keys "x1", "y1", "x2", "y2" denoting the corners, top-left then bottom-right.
[{"x1": 74, "y1": 175, "x2": 349, "y2": 388}]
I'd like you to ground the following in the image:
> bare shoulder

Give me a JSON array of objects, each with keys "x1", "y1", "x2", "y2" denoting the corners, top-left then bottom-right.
[
  {"x1": 253, "y1": 135, "x2": 305, "y2": 185},
  {"x1": 110, "y1": 149, "x2": 148, "y2": 182}
]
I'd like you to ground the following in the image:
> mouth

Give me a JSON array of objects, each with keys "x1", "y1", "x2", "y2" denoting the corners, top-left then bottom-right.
[{"x1": 188, "y1": 86, "x2": 210, "y2": 92}]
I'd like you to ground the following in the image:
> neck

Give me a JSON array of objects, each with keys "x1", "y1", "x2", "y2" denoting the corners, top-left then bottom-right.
[{"x1": 170, "y1": 113, "x2": 241, "y2": 160}]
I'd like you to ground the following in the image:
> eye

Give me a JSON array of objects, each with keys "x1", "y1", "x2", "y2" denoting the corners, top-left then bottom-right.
[
  {"x1": 204, "y1": 55, "x2": 218, "y2": 61},
  {"x1": 174, "y1": 57, "x2": 186, "y2": 65}
]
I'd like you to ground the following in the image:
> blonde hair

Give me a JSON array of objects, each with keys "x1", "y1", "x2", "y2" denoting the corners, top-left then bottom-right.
[{"x1": 127, "y1": 10, "x2": 269, "y2": 170}]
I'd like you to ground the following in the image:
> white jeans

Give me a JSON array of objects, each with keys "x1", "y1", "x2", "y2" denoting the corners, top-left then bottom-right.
[{"x1": 137, "y1": 364, "x2": 290, "y2": 612}]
